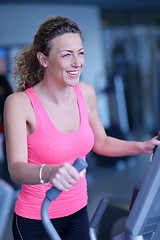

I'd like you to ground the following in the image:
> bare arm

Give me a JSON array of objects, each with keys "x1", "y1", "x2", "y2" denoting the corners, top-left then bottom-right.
[
  {"x1": 80, "y1": 82, "x2": 160, "y2": 157},
  {"x1": 4, "y1": 93, "x2": 81, "y2": 191},
  {"x1": 4, "y1": 93, "x2": 37, "y2": 184}
]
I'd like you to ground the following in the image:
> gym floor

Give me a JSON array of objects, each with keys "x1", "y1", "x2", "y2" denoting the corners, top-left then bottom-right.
[{"x1": 3, "y1": 149, "x2": 150, "y2": 240}]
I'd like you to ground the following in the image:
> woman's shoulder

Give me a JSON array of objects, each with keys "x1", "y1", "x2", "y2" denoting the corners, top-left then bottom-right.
[
  {"x1": 79, "y1": 81, "x2": 96, "y2": 99},
  {"x1": 5, "y1": 91, "x2": 29, "y2": 109},
  {"x1": 4, "y1": 91, "x2": 32, "y2": 124},
  {"x1": 78, "y1": 82, "x2": 97, "y2": 114}
]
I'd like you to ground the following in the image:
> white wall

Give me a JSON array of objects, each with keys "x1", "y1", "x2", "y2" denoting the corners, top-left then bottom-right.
[{"x1": 0, "y1": 3, "x2": 110, "y2": 127}]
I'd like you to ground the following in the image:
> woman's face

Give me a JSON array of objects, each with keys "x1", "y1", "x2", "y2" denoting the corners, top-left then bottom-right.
[{"x1": 42, "y1": 33, "x2": 84, "y2": 87}]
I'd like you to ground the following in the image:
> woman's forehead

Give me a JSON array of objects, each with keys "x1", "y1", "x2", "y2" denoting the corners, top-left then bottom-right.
[{"x1": 50, "y1": 33, "x2": 83, "y2": 52}]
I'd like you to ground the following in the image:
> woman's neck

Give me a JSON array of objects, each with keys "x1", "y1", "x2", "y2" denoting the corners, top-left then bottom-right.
[{"x1": 33, "y1": 79, "x2": 76, "y2": 105}]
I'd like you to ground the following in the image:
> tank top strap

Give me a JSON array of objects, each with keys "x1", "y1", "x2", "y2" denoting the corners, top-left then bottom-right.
[
  {"x1": 25, "y1": 87, "x2": 45, "y2": 127},
  {"x1": 25, "y1": 87, "x2": 40, "y2": 107},
  {"x1": 25, "y1": 87, "x2": 48, "y2": 116},
  {"x1": 73, "y1": 85, "x2": 88, "y2": 121}
]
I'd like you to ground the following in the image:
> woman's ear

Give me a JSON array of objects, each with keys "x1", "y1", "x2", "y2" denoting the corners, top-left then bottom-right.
[{"x1": 37, "y1": 52, "x2": 48, "y2": 67}]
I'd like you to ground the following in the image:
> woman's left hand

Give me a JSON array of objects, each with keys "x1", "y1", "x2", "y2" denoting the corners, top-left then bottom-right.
[{"x1": 142, "y1": 136, "x2": 160, "y2": 154}]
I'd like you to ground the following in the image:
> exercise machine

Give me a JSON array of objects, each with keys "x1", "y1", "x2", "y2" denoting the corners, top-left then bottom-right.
[
  {"x1": 41, "y1": 158, "x2": 109, "y2": 240},
  {"x1": 112, "y1": 133, "x2": 160, "y2": 240}
]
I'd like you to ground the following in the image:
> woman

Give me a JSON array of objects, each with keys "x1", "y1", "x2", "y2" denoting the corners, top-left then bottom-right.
[{"x1": 4, "y1": 16, "x2": 159, "y2": 240}]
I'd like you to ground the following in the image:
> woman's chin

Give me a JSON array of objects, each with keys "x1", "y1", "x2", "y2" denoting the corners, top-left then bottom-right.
[{"x1": 67, "y1": 78, "x2": 80, "y2": 87}]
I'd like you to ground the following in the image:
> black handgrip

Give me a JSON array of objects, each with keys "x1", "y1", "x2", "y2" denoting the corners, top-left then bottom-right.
[
  {"x1": 89, "y1": 198, "x2": 109, "y2": 229},
  {"x1": 156, "y1": 131, "x2": 160, "y2": 142},
  {"x1": 46, "y1": 158, "x2": 88, "y2": 201},
  {"x1": 152, "y1": 131, "x2": 160, "y2": 154},
  {"x1": 149, "y1": 131, "x2": 160, "y2": 164}
]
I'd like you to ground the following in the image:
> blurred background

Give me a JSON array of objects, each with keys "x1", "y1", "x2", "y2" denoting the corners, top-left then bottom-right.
[{"x1": 0, "y1": 0, "x2": 160, "y2": 239}]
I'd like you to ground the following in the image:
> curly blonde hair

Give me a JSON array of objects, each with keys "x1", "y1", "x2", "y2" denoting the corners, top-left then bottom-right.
[{"x1": 14, "y1": 16, "x2": 82, "y2": 92}]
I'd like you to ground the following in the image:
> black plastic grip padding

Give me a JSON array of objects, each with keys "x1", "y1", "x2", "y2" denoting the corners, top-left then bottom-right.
[
  {"x1": 72, "y1": 157, "x2": 88, "y2": 171},
  {"x1": 46, "y1": 158, "x2": 88, "y2": 201},
  {"x1": 152, "y1": 131, "x2": 160, "y2": 156},
  {"x1": 157, "y1": 131, "x2": 160, "y2": 141},
  {"x1": 89, "y1": 198, "x2": 109, "y2": 229}
]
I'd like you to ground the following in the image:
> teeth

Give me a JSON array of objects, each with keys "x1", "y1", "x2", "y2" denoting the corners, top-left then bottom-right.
[{"x1": 68, "y1": 71, "x2": 78, "y2": 75}]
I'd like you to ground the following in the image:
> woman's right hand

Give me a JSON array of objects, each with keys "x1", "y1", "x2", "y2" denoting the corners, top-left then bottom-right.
[{"x1": 48, "y1": 163, "x2": 83, "y2": 191}]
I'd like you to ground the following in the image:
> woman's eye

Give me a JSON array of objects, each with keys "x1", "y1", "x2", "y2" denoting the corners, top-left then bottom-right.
[
  {"x1": 79, "y1": 51, "x2": 84, "y2": 56},
  {"x1": 62, "y1": 54, "x2": 70, "y2": 58}
]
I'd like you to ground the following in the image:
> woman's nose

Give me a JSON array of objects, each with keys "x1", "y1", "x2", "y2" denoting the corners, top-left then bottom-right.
[{"x1": 71, "y1": 56, "x2": 81, "y2": 67}]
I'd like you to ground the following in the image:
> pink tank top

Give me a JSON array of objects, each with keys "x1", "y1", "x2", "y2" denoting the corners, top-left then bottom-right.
[{"x1": 14, "y1": 85, "x2": 94, "y2": 219}]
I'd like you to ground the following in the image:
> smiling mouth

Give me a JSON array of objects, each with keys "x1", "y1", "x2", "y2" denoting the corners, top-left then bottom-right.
[{"x1": 66, "y1": 70, "x2": 79, "y2": 76}]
